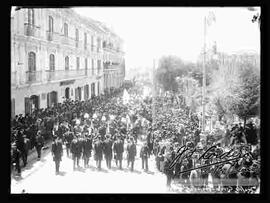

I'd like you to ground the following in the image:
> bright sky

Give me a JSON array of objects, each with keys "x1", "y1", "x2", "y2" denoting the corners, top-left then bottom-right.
[{"x1": 73, "y1": 7, "x2": 260, "y2": 71}]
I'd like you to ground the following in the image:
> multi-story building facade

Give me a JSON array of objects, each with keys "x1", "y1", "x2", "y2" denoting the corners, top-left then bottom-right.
[{"x1": 11, "y1": 8, "x2": 125, "y2": 117}]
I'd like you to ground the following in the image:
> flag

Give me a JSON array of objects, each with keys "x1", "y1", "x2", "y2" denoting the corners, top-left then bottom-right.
[{"x1": 206, "y1": 11, "x2": 216, "y2": 27}]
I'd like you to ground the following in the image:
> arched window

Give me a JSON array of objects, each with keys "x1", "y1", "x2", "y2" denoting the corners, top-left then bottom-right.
[
  {"x1": 28, "y1": 9, "x2": 34, "y2": 25},
  {"x1": 64, "y1": 23, "x2": 68, "y2": 37},
  {"x1": 49, "y1": 16, "x2": 54, "y2": 32},
  {"x1": 49, "y1": 54, "x2": 55, "y2": 71},
  {"x1": 65, "y1": 56, "x2": 69, "y2": 70},
  {"x1": 28, "y1": 52, "x2": 36, "y2": 72}
]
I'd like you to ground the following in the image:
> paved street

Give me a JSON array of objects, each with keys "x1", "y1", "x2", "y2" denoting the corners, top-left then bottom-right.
[{"x1": 11, "y1": 141, "x2": 169, "y2": 193}]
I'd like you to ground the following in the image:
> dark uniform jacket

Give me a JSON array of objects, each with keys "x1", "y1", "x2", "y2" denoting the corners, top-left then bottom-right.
[
  {"x1": 127, "y1": 143, "x2": 137, "y2": 161},
  {"x1": 113, "y1": 140, "x2": 124, "y2": 160},
  {"x1": 103, "y1": 138, "x2": 113, "y2": 158},
  {"x1": 51, "y1": 139, "x2": 63, "y2": 161},
  {"x1": 94, "y1": 140, "x2": 103, "y2": 160},
  {"x1": 82, "y1": 137, "x2": 92, "y2": 157},
  {"x1": 36, "y1": 134, "x2": 44, "y2": 147},
  {"x1": 70, "y1": 139, "x2": 82, "y2": 157}
]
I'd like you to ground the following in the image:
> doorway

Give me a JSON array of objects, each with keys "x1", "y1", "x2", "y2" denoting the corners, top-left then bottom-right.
[{"x1": 65, "y1": 87, "x2": 70, "y2": 99}]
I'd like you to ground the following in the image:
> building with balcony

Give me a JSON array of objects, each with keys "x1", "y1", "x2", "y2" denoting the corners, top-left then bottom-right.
[{"x1": 11, "y1": 8, "x2": 125, "y2": 117}]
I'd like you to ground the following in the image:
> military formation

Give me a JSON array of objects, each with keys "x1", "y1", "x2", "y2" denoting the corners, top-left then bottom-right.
[{"x1": 11, "y1": 84, "x2": 260, "y2": 193}]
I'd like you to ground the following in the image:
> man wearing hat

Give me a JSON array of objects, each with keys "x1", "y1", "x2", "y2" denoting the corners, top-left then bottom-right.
[
  {"x1": 113, "y1": 134, "x2": 124, "y2": 169},
  {"x1": 51, "y1": 135, "x2": 63, "y2": 174},
  {"x1": 82, "y1": 132, "x2": 92, "y2": 168},
  {"x1": 103, "y1": 134, "x2": 113, "y2": 169},
  {"x1": 70, "y1": 134, "x2": 81, "y2": 170},
  {"x1": 22, "y1": 134, "x2": 31, "y2": 167},
  {"x1": 35, "y1": 130, "x2": 44, "y2": 160},
  {"x1": 126, "y1": 136, "x2": 137, "y2": 171},
  {"x1": 140, "y1": 141, "x2": 150, "y2": 172},
  {"x1": 11, "y1": 143, "x2": 21, "y2": 176},
  {"x1": 93, "y1": 135, "x2": 103, "y2": 170}
]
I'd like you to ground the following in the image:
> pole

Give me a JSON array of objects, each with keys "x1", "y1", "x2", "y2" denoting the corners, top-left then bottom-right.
[
  {"x1": 202, "y1": 16, "x2": 207, "y2": 132},
  {"x1": 152, "y1": 59, "x2": 156, "y2": 134}
]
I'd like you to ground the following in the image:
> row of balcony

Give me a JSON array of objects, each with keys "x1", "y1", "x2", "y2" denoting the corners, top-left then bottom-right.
[
  {"x1": 11, "y1": 69, "x2": 103, "y2": 86},
  {"x1": 24, "y1": 24, "x2": 123, "y2": 54}
]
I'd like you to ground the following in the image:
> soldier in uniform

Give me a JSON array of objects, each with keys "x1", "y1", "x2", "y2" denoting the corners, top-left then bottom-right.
[
  {"x1": 113, "y1": 134, "x2": 124, "y2": 169},
  {"x1": 51, "y1": 136, "x2": 63, "y2": 174},
  {"x1": 82, "y1": 132, "x2": 92, "y2": 168},
  {"x1": 103, "y1": 134, "x2": 113, "y2": 169},
  {"x1": 35, "y1": 130, "x2": 44, "y2": 160},
  {"x1": 140, "y1": 141, "x2": 150, "y2": 172},
  {"x1": 70, "y1": 134, "x2": 82, "y2": 170},
  {"x1": 93, "y1": 135, "x2": 103, "y2": 170},
  {"x1": 126, "y1": 136, "x2": 137, "y2": 171}
]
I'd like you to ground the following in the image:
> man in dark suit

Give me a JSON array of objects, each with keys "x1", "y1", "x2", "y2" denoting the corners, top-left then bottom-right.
[
  {"x1": 103, "y1": 134, "x2": 113, "y2": 169},
  {"x1": 140, "y1": 142, "x2": 150, "y2": 172},
  {"x1": 22, "y1": 134, "x2": 31, "y2": 167},
  {"x1": 35, "y1": 130, "x2": 44, "y2": 160},
  {"x1": 51, "y1": 136, "x2": 63, "y2": 174},
  {"x1": 82, "y1": 133, "x2": 92, "y2": 168},
  {"x1": 127, "y1": 137, "x2": 137, "y2": 171},
  {"x1": 113, "y1": 135, "x2": 124, "y2": 169},
  {"x1": 11, "y1": 143, "x2": 21, "y2": 176},
  {"x1": 70, "y1": 134, "x2": 82, "y2": 170},
  {"x1": 94, "y1": 135, "x2": 103, "y2": 170}
]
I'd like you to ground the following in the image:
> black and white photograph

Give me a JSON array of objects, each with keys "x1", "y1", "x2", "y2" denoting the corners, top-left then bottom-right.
[{"x1": 10, "y1": 6, "x2": 261, "y2": 194}]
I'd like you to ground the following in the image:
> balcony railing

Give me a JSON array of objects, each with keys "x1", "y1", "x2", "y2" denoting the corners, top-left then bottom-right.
[
  {"x1": 46, "y1": 69, "x2": 86, "y2": 81},
  {"x1": 61, "y1": 36, "x2": 75, "y2": 46},
  {"x1": 26, "y1": 71, "x2": 42, "y2": 84},
  {"x1": 24, "y1": 23, "x2": 37, "y2": 37},
  {"x1": 11, "y1": 71, "x2": 17, "y2": 86}
]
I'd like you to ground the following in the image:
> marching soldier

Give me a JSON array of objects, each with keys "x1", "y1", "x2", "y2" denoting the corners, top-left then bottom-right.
[
  {"x1": 35, "y1": 130, "x2": 44, "y2": 160},
  {"x1": 93, "y1": 135, "x2": 103, "y2": 170},
  {"x1": 103, "y1": 134, "x2": 113, "y2": 169},
  {"x1": 51, "y1": 136, "x2": 63, "y2": 174},
  {"x1": 82, "y1": 132, "x2": 92, "y2": 168},
  {"x1": 140, "y1": 141, "x2": 150, "y2": 172},
  {"x1": 113, "y1": 134, "x2": 124, "y2": 170},
  {"x1": 126, "y1": 136, "x2": 137, "y2": 171},
  {"x1": 70, "y1": 134, "x2": 82, "y2": 170}
]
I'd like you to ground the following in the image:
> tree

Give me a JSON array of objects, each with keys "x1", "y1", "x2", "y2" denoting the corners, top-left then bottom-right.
[
  {"x1": 230, "y1": 63, "x2": 260, "y2": 127},
  {"x1": 156, "y1": 56, "x2": 191, "y2": 93}
]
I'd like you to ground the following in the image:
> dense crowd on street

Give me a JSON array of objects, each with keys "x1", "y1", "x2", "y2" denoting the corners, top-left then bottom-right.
[{"x1": 10, "y1": 84, "x2": 260, "y2": 193}]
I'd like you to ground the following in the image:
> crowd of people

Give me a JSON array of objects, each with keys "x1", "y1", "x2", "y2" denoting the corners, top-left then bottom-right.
[
  {"x1": 148, "y1": 94, "x2": 261, "y2": 193},
  {"x1": 10, "y1": 84, "x2": 261, "y2": 193}
]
